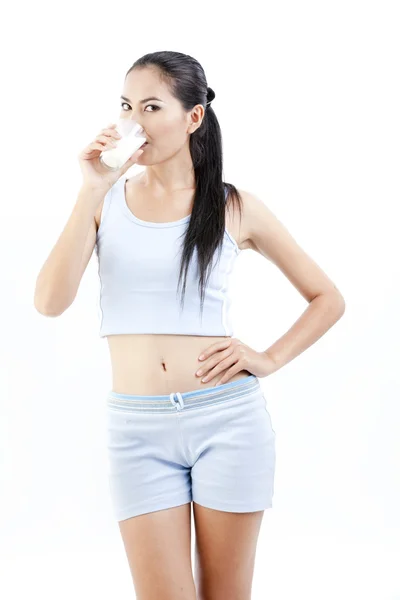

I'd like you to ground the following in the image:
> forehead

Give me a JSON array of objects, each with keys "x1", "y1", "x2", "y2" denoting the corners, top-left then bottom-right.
[{"x1": 123, "y1": 68, "x2": 173, "y2": 102}]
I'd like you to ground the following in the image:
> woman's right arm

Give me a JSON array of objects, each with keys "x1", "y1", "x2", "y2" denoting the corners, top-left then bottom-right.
[
  {"x1": 34, "y1": 120, "x2": 145, "y2": 316},
  {"x1": 33, "y1": 185, "x2": 106, "y2": 316}
]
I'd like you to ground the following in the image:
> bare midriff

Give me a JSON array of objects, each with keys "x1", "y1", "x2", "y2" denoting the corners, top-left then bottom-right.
[
  {"x1": 106, "y1": 334, "x2": 252, "y2": 395},
  {"x1": 96, "y1": 174, "x2": 252, "y2": 396}
]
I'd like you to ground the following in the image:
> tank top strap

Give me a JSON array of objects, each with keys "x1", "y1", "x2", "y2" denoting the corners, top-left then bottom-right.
[{"x1": 98, "y1": 177, "x2": 125, "y2": 229}]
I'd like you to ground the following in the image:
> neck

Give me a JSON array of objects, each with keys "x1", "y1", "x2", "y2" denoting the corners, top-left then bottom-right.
[{"x1": 140, "y1": 144, "x2": 196, "y2": 195}]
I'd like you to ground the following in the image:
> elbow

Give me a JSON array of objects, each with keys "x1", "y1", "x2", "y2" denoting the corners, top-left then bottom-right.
[
  {"x1": 313, "y1": 289, "x2": 346, "y2": 317},
  {"x1": 327, "y1": 290, "x2": 346, "y2": 317},
  {"x1": 34, "y1": 279, "x2": 73, "y2": 317},
  {"x1": 33, "y1": 291, "x2": 72, "y2": 317},
  {"x1": 34, "y1": 299, "x2": 65, "y2": 317},
  {"x1": 334, "y1": 291, "x2": 346, "y2": 314},
  {"x1": 35, "y1": 307, "x2": 64, "y2": 318}
]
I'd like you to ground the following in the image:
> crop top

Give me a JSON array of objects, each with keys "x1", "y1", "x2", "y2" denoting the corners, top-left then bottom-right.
[{"x1": 95, "y1": 176, "x2": 242, "y2": 337}]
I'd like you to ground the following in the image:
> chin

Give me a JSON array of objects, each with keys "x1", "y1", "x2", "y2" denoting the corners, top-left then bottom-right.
[
  {"x1": 137, "y1": 147, "x2": 153, "y2": 162},
  {"x1": 138, "y1": 150, "x2": 164, "y2": 166}
]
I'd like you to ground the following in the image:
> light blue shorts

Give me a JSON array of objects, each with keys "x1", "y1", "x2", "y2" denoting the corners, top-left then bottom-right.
[{"x1": 105, "y1": 374, "x2": 276, "y2": 522}]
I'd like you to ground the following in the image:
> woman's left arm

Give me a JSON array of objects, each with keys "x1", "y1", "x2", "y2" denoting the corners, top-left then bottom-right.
[
  {"x1": 195, "y1": 190, "x2": 345, "y2": 384},
  {"x1": 242, "y1": 189, "x2": 345, "y2": 373},
  {"x1": 262, "y1": 292, "x2": 345, "y2": 374}
]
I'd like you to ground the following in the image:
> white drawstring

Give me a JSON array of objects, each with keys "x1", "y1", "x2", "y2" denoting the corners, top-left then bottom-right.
[{"x1": 169, "y1": 392, "x2": 184, "y2": 410}]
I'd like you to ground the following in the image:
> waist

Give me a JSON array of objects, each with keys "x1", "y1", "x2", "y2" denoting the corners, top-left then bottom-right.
[{"x1": 106, "y1": 333, "x2": 252, "y2": 395}]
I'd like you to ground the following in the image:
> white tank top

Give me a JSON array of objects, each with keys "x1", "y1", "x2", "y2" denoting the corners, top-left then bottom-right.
[{"x1": 95, "y1": 177, "x2": 242, "y2": 337}]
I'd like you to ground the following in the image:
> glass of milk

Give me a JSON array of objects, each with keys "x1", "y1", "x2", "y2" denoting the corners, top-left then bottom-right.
[{"x1": 99, "y1": 118, "x2": 147, "y2": 171}]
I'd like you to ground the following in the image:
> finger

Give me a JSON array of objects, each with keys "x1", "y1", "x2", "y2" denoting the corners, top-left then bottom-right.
[
  {"x1": 86, "y1": 142, "x2": 109, "y2": 153},
  {"x1": 196, "y1": 346, "x2": 234, "y2": 377},
  {"x1": 102, "y1": 128, "x2": 122, "y2": 140},
  {"x1": 198, "y1": 338, "x2": 232, "y2": 361},
  {"x1": 214, "y1": 365, "x2": 238, "y2": 387},
  {"x1": 96, "y1": 135, "x2": 118, "y2": 148},
  {"x1": 200, "y1": 356, "x2": 236, "y2": 383},
  {"x1": 99, "y1": 125, "x2": 121, "y2": 140}
]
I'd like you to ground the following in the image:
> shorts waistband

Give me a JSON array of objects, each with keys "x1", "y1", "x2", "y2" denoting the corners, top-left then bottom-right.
[{"x1": 107, "y1": 374, "x2": 260, "y2": 413}]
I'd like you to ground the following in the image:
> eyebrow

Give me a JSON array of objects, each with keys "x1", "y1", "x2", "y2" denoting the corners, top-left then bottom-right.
[{"x1": 120, "y1": 95, "x2": 164, "y2": 104}]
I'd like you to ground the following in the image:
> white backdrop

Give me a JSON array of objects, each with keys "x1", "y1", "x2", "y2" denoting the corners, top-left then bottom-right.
[{"x1": 1, "y1": 1, "x2": 399, "y2": 598}]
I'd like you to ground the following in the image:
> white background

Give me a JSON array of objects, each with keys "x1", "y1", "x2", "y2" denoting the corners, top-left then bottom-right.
[{"x1": 1, "y1": 1, "x2": 399, "y2": 598}]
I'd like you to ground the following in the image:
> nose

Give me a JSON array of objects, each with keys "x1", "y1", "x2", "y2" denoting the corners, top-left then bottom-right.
[
  {"x1": 128, "y1": 110, "x2": 143, "y2": 126},
  {"x1": 130, "y1": 117, "x2": 146, "y2": 137}
]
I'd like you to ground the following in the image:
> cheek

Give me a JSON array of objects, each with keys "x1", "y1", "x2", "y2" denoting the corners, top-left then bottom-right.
[
  {"x1": 156, "y1": 133, "x2": 186, "y2": 156},
  {"x1": 144, "y1": 116, "x2": 187, "y2": 156},
  {"x1": 158, "y1": 116, "x2": 186, "y2": 142}
]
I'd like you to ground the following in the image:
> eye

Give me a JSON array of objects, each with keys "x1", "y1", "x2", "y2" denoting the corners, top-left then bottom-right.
[{"x1": 120, "y1": 103, "x2": 160, "y2": 112}]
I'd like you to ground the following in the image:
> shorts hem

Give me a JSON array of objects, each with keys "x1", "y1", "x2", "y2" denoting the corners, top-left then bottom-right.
[
  {"x1": 113, "y1": 490, "x2": 193, "y2": 522},
  {"x1": 192, "y1": 494, "x2": 273, "y2": 513}
]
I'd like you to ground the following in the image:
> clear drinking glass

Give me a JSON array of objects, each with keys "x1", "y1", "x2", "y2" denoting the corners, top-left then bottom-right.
[{"x1": 99, "y1": 118, "x2": 146, "y2": 171}]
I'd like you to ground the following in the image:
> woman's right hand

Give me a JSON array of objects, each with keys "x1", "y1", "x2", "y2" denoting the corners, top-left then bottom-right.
[{"x1": 78, "y1": 123, "x2": 145, "y2": 193}]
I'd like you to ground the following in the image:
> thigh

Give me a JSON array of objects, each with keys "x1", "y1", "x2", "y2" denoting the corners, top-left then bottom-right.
[
  {"x1": 106, "y1": 405, "x2": 192, "y2": 521},
  {"x1": 193, "y1": 502, "x2": 264, "y2": 600},
  {"x1": 189, "y1": 390, "x2": 276, "y2": 513},
  {"x1": 119, "y1": 503, "x2": 197, "y2": 600}
]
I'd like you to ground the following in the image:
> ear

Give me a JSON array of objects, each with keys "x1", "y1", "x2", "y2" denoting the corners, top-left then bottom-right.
[{"x1": 188, "y1": 104, "x2": 205, "y2": 133}]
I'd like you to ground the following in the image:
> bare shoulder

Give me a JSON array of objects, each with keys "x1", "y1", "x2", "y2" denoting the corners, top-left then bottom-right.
[
  {"x1": 231, "y1": 187, "x2": 287, "y2": 257},
  {"x1": 233, "y1": 188, "x2": 346, "y2": 302},
  {"x1": 230, "y1": 187, "x2": 293, "y2": 255}
]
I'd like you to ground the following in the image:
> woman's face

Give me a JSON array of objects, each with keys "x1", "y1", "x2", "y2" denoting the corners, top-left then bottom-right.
[{"x1": 120, "y1": 68, "x2": 204, "y2": 165}]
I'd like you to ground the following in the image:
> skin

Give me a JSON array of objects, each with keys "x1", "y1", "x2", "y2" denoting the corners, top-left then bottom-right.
[
  {"x1": 96, "y1": 67, "x2": 260, "y2": 598},
  {"x1": 95, "y1": 67, "x2": 345, "y2": 599},
  {"x1": 95, "y1": 66, "x2": 252, "y2": 396}
]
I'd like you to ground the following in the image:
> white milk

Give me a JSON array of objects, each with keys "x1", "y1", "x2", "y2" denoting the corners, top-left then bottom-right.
[{"x1": 99, "y1": 119, "x2": 146, "y2": 171}]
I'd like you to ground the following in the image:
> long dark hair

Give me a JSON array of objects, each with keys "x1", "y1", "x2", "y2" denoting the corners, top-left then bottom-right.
[{"x1": 126, "y1": 51, "x2": 243, "y2": 322}]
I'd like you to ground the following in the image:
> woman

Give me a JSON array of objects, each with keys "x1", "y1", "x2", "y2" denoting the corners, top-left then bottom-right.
[{"x1": 34, "y1": 51, "x2": 345, "y2": 600}]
